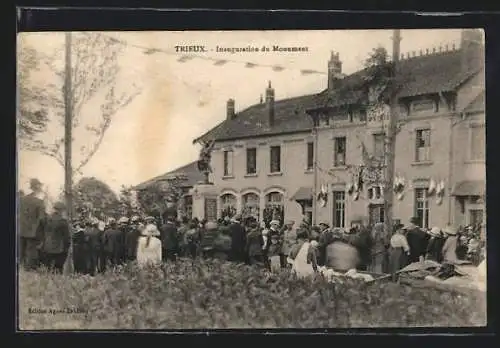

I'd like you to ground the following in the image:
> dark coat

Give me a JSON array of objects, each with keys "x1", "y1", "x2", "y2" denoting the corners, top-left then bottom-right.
[
  {"x1": 229, "y1": 223, "x2": 246, "y2": 255},
  {"x1": 406, "y1": 227, "x2": 429, "y2": 263},
  {"x1": 425, "y1": 236, "x2": 446, "y2": 263},
  {"x1": 102, "y1": 227, "x2": 124, "y2": 254},
  {"x1": 246, "y1": 228, "x2": 264, "y2": 257},
  {"x1": 160, "y1": 222, "x2": 179, "y2": 251},
  {"x1": 84, "y1": 226, "x2": 103, "y2": 252},
  {"x1": 40, "y1": 214, "x2": 70, "y2": 254},
  {"x1": 19, "y1": 193, "x2": 46, "y2": 239},
  {"x1": 124, "y1": 225, "x2": 141, "y2": 259}
]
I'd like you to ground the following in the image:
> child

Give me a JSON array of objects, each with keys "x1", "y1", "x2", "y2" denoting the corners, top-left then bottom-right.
[{"x1": 267, "y1": 233, "x2": 282, "y2": 273}]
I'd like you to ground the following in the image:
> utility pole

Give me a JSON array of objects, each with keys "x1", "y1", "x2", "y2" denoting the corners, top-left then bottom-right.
[
  {"x1": 63, "y1": 32, "x2": 74, "y2": 273},
  {"x1": 312, "y1": 121, "x2": 319, "y2": 226},
  {"x1": 383, "y1": 29, "x2": 401, "y2": 236}
]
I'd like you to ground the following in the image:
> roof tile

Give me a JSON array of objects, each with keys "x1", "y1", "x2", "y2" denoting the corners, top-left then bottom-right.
[{"x1": 195, "y1": 49, "x2": 482, "y2": 143}]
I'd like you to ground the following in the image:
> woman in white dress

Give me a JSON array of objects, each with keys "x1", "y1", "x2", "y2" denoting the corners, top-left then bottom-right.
[
  {"x1": 289, "y1": 229, "x2": 315, "y2": 278},
  {"x1": 136, "y1": 219, "x2": 162, "y2": 267}
]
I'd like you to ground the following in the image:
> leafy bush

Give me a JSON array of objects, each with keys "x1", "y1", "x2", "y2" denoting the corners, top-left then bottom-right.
[{"x1": 18, "y1": 259, "x2": 486, "y2": 330}]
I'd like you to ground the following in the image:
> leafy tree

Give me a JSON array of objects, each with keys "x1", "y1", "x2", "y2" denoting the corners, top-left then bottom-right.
[
  {"x1": 136, "y1": 174, "x2": 188, "y2": 219},
  {"x1": 117, "y1": 185, "x2": 142, "y2": 217},
  {"x1": 71, "y1": 177, "x2": 120, "y2": 220},
  {"x1": 18, "y1": 32, "x2": 141, "y2": 176}
]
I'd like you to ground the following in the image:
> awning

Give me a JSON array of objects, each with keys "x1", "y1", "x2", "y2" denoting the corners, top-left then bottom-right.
[
  {"x1": 451, "y1": 180, "x2": 485, "y2": 196},
  {"x1": 290, "y1": 187, "x2": 313, "y2": 201}
]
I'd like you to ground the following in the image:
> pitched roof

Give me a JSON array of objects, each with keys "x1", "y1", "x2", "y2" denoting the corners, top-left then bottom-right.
[
  {"x1": 134, "y1": 161, "x2": 204, "y2": 190},
  {"x1": 464, "y1": 90, "x2": 485, "y2": 113},
  {"x1": 195, "y1": 49, "x2": 482, "y2": 143},
  {"x1": 193, "y1": 93, "x2": 319, "y2": 143}
]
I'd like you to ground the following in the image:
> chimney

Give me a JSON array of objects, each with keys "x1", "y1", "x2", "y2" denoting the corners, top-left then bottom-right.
[
  {"x1": 460, "y1": 29, "x2": 484, "y2": 73},
  {"x1": 328, "y1": 51, "x2": 343, "y2": 90},
  {"x1": 226, "y1": 98, "x2": 235, "y2": 120},
  {"x1": 265, "y1": 81, "x2": 275, "y2": 126}
]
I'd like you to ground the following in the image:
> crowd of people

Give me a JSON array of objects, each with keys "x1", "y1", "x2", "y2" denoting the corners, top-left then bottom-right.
[{"x1": 18, "y1": 178, "x2": 485, "y2": 278}]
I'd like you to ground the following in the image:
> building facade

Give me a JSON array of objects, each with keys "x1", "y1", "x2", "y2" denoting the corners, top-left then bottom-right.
[{"x1": 193, "y1": 29, "x2": 485, "y2": 229}]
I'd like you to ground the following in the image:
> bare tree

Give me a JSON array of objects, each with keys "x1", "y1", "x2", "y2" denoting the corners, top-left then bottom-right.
[
  {"x1": 19, "y1": 32, "x2": 141, "y2": 175},
  {"x1": 17, "y1": 42, "x2": 53, "y2": 139}
]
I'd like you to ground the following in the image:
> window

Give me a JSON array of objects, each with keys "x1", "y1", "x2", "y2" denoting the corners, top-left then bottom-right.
[
  {"x1": 265, "y1": 192, "x2": 284, "y2": 225},
  {"x1": 270, "y1": 146, "x2": 281, "y2": 173},
  {"x1": 223, "y1": 150, "x2": 233, "y2": 176},
  {"x1": 470, "y1": 125, "x2": 485, "y2": 160},
  {"x1": 242, "y1": 193, "x2": 260, "y2": 221},
  {"x1": 306, "y1": 142, "x2": 314, "y2": 170},
  {"x1": 411, "y1": 99, "x2": 436, "y2": 113},
  {"x1": 369, "y1": 204, "x2": 385, "y2": 225},
  {"x1": 246, "y1": 148, "x2": 257, "y2": 174},
  {"x1": 373, "y1": 133, "x2": 385, "y2": 160},
  {"x1": 220, "y1": 194, "x2": 237, "y2": 218},
  {"x1": 415, "y1": 129, "x2": 431, "y2": 162},
  {"x1": 303, "y1": 200, "x2": 313, "y2": 225},
  {"x1": 332, "y1": 191, "x2": 345, "y2": 228},
  {"x1": 334, "y1": 137, "x2": 346, "y2": 166},
  {"x1": 469, "y1": 209, "x2": 484, "y2": 226},
  {"x1": 415, "y1": 188, "x2": 430, "y2": 229}
]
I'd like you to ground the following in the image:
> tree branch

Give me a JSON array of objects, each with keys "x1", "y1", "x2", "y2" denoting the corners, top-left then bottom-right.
[{"x1": 22, "y1": 139, "x2": 65, "y2": 167}]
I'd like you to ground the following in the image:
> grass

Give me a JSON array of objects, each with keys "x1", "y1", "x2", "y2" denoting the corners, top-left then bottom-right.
[{"x1": 18, "y1": 258, "x2": 487, "y2": 330}]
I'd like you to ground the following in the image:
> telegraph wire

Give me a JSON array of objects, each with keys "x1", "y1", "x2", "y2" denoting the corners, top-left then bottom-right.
[{"x1": 95, "y1": 32, "x2": 328, "y2": 76}]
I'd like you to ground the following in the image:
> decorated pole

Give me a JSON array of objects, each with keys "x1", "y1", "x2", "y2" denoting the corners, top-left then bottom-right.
[{"x1": 383, "y1": 30, "x2": 401, "y2": 236}]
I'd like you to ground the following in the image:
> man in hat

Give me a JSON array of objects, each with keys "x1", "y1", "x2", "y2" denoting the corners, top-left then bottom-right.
[
  {"x1": 19, "y1": 178, "x2": 47, "y2": 270},
  {"x1": 125, "y1": 215, "x2": 142, "y2": 261},
  {"x1": 160, "y1": 214, "x2": 179, "y2": 262},
  {"x1": 38, "y1": 201, "x2": 70, "y2": 273},
  {"x1": 228, "y1": 214, "x2": 246, "y2": 263},
  {"x1": 72, "y1": 220, "x2": 87, "y2": 273},
  {"x1": 101, "y1": 218, "x2": 124, "y2": 269},
  {"x1": 405, "y1": 217, "x2": 430, "y2": 264},
  {"x1": 83, "y1": 218, "x2": 103, "y2": 275}
]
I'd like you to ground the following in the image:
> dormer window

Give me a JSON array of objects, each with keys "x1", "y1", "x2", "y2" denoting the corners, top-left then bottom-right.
[{"x1": 410, "y1": 98, "x2": 437, "y2": 114}]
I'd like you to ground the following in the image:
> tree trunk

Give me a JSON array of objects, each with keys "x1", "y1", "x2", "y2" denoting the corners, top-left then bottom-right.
[{"x1": 63, "y1": 32, "x2": 74, "y2": 274}]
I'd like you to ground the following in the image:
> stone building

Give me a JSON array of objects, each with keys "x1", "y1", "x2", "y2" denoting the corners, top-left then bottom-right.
[{"x1": 192, "y1": 29, "x2": 485, "y2": 229}]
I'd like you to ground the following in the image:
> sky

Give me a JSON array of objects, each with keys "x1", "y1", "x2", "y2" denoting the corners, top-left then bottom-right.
[{"x1": 17, "y1": 29, "x2": 462, "y2": 199}]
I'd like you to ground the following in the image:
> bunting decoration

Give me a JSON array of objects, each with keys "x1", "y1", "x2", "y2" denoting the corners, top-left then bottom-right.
[
  {"x1": 317, "y1": 184, "x2": 328, "y2": 208},
  {"x1": 393, "y1": 175, "x2": 406, "y2": 201},
  {"x1": 92, "y1": 33, "x2": 329, "y2": 76},
  {"x1": 435, "y1": 179, "x2": 445, "y2": 205},
  {"x1": 428, "y1": 178, "x2": 437, "y2": 195}
]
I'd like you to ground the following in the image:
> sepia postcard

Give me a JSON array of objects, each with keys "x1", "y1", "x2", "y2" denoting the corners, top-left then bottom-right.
[{"x1": 17, "y1": 29, "x2": 486, "y2": 330}]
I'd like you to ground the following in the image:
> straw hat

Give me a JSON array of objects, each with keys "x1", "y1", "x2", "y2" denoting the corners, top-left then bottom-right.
[
  {"x1": 118, "y1": 216, "x2": 129, "y2": 224},
  {"x1": 145, "y1": 216, "x2": 156, "y2": 223},
  {"x1": 443, "y1": 224, "x2": 458, "y2": 235},
  {"x1": 429, "y1": 226, "x2": 441, "y2": 237},
  {"x1": 319, "y1": 221, "x2": 330, "y2": 228}
]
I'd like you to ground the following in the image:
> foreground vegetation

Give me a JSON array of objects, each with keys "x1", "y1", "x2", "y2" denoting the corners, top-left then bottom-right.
[{"x1": 19, "y1": 258, "x2": 486, "y2": 330}]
